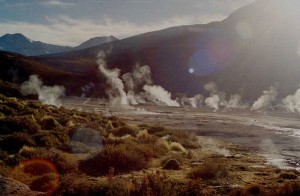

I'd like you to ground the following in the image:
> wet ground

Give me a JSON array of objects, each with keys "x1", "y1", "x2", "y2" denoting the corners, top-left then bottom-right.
[{"x1": 62, "y1": 97, "x2": 300, "y2": 170}]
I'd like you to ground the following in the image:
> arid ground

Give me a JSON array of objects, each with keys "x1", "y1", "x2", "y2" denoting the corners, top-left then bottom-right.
[{"x1": 63, "y1": 97, "x2": 300, "y2": 170}]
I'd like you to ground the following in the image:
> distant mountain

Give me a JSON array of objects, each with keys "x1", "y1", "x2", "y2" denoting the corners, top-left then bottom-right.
[
  {"x1": 74, "y1": 36, "x2": 118, "y2": 50},
  {"x1": 0, "y1": 33, "x2": 72, "y2": 56},
  {"x1": 0, "y1": 34, "x2": 118, "y2": 56}
]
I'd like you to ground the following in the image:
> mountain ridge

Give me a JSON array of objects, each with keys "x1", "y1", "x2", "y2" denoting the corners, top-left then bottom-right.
[{"x1": 0, "y1": 33, "x2": 118, "y2": 56}]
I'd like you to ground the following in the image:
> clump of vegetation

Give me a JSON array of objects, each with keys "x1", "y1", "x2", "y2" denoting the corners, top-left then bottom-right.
[
  {"x1": 230, "y1": 182, "x2": 300, "y2": 196},
  {"x1": 188, "y1": 162, "x2": 228, "y2": 180},
  {"x1": 279, "y1": 172, "x2": 298, "y2": 180},
  {"x1": 112, "y1": 125, "x2": 140, "y2": 137},
  {"x1": 0, "y1": 132, "x2": 35, "y2": 153},
  {"x1": 79, "y1": 142, "x2": 156, "y2": 175},
  {"x1": 170, "y1": 142, "x2": 187, "y2": 153},
  {"x1": 33, "y1": 130, "x2": 69, "y2": 148},
  {"x1": 0, "y1": 115, "x2": 41, "y2": 135},
  {"x1": 40, "y1": 115, "x2": 62, "y2": 130},
  {"x1": 20, "y1": 147, "x2": 77, "y2": 174}
]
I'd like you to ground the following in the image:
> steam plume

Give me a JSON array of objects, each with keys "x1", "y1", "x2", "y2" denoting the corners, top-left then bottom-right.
[
  {"x1": 143, "y1": 85, "x2": 180, "y2": 107},
  {"x1": 224, "y1": 94, "x2": 247, "y2": 109},
  {"x1": 205, "y1": 94, "x2": 220, "y2": 111},
  {"x1": 97, "y1": 51, "x2": 128, "y2": 105},
  {"x1": 282, "y1": 85, "x2": 300, "y2": 113},
  {"x1": 97, "y1": 51, "x2": 180, "y2": 107},
  {"x1": 204, "y1": 82, "x2": 221, "y2": 111},
  {"x1": 20, "y1": 75, "x2": 65, "y2": 107},
  {"x1": 81, "y1": 82, "x2": 95, "y2": 98},
  {"x1": 122, "y1": 64, "x2": 152, "y2": 105},
  {"x1": 252, "y1": 86, "x2": 278, "y2": 110},
  {"x1": 189, "y1": 94, "x2": 204, "y2": 108},
  {"x1": 204, "y1": 82, "x2": 218, "y2": 94}
]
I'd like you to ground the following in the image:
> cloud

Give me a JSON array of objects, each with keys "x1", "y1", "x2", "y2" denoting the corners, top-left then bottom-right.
[
  {"x1": 0, "y1": 14, "x2": 225, "y2": 46},
  {"x1": 40, "y1": 0, "x2": 75, "y2": 8}
]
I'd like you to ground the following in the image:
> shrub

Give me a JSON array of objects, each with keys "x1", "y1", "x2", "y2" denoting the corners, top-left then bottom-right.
[
  {"x1": 0, "y1": 115, "x2": 41, "y2": 134},
  {"x1": 155, "y1": 139, "x2": 170, "y2": 155},
  {"x1": 146, "y1": 125, "x2": 168, "y2": 135},
  {"x1": 0, "y1": 150, "x2": 8, "y2": 161},
  {"x1": 26, "y1": 101, "x2": 42, "y2": 109},
  {"x1": 33, "y1": 131, "x2": 69, "y2": 148},
  {"x1": 188, "y1": 162, "x2": 228, "y2": 180},
  {"x1": 169, "y1": 142, "x2": 187, "y2": 153},
  {"x1": 0, "y1": 132, "x2": 35, "y2": 152},
  {"x1": 132, "y1": 171, "x2": 180, "y2": 196},
  {"x1": 279, "y1": 173, "x2": 298, "y2": 180},
  {"x1": 3, "y1": 98, "x2": 24, "y2": 111},
  {"x1": 40, "y1": 115, "x2": 61, "y2": 130},
  {"x1": 0, "y1": 94, "x2": 9, "y2": 102},
  {"x1": 20, "y1": 147, "x2": 77, "y2": 174},
  {"x1": 57, "y1": 174, "x2": 131, "y2": 195},
  {"x1": 113, "y1": 125, "x2": 139, "y2": 137},
  {"x1": 5, "y1": 153, "x2": 25, "y2": 166},
  {"x1": 0, "y1": 105, "x2": 16, "y2": 115},
  {"x1": 136, "y1": 129, "x2": 157, "y2": 144},
  {"x1": 0, "y1": 164, "x2": 10, "y2": 176},
  {"x1": 103, "y1": 133, "x2": 133, "y2": 145},
  {"x1": 57, "y1": 115, "x2": 73, "y2": 127},
  {"x1": 30, "y1": 173, "x2": 59, "y2": 194},
  {"x1": 79, "y1": 143, "x2": 152, "y2": 175}
]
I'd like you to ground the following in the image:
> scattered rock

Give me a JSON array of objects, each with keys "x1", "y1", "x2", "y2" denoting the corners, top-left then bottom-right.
[
  {"x1": 0, "y1": 175, "x2": 45, "y2": 195},
  {"x1": 163, "y1": 159, "x2": 180, "y2": 170}
]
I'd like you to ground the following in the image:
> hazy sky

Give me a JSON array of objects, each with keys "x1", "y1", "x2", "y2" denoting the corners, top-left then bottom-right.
[{"x1": 0, "y1": 0, "x2": 255, "y2": 46}]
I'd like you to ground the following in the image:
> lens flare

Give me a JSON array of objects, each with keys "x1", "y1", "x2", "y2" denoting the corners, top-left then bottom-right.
[
  {"x1": 10, "y1": 158, "x2": 59, "y2": 195},
  {"x1": 189, "y1": 32, "x2": 234, "y2": 76}
]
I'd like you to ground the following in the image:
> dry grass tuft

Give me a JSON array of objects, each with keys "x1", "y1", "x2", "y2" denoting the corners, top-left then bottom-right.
[
  {"x1": 79, "y1": 143, "x2": 157, "y2": 176},
  {"x1": 188, "y1": 162, "x2": 228, "y2": 180}
]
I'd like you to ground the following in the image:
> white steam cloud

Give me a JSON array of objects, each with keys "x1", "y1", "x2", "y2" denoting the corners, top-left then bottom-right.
[
  {"x1": 121, "y1": 64, "x2": 152, "y2": 105},
  {"x1": 96, "y1": 51, "x2": 179, "y2": 107},
  {"x1": 189, "y1": 94, "x2": 204, "y2": 108},
  {"x1": 202, "y1": 82, "x2": 247, "y2": 111},
  {"x1": 97, "y1": 51, "x2": 128, "y2": 105},
  {"x1": 223, "y1": 94, "x2": 248, "y2": 109},
  {"x1": 205, "y1": 95, "x2": 220, "y2": 111},
  {"x1": 252, "y1": 86, "x2": 278, "y2": 111},
  {"x1": 204, "y1": 81, "x2": 218, "y2": 94},
  {"x1": 177, "y1": 94, "x2": 204, "y2": 108},
  {"x1": 204, "y1": 82, "x2": 221, "y2": 111},
  {"x1": 143, "y1": 85, "x2": 180, "y2": 107},
  {"x1": 282, "y1": 85, "x2": 300, "y2": 113},
  {"x1": 20, "y1": 75, "x2": 65, "y2": 107}
]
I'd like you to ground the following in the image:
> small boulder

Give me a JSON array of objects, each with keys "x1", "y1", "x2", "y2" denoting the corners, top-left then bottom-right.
[{"x1": 163, "y1": 159, "x2": 180, "y2": 170}]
